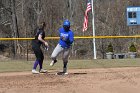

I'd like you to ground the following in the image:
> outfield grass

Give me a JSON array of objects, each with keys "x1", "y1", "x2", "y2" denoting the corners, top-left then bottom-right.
[{"x1": 0, "y1": 58, "x2": 140, "y2": 72}]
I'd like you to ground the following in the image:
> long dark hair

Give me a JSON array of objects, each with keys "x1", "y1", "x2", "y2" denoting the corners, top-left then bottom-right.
[{"x1": 38, "y1": 22, "x2": 46, "y2": 30}]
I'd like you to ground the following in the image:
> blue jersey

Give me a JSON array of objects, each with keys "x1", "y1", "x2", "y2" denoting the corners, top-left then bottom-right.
[{"x1": 58, "y1": 27, "x2": 74, "y2": 48}]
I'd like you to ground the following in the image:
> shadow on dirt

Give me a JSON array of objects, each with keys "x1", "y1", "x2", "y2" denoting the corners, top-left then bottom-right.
[{"x1": 72, "y1": 73, "x2": 87, "y2": 75}]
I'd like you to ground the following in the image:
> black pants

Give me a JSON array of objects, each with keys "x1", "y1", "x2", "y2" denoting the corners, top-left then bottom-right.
[{"x1": 32, "y1": 41, "x2": 44, "y2": 69}]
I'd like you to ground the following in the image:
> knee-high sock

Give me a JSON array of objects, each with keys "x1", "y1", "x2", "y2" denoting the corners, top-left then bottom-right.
[
  {"x1": 63, "y1": 61, "x2": 68, "y2": 73},
  {"x1": 38, "y1": 60, "x2": 43, "y2": 70},
  {"x1": 33, "y1": 60, "x2": 39, "y2": 69},
  {"x1": 63, "y1": 61, "x2": 68, "y2": 68}
]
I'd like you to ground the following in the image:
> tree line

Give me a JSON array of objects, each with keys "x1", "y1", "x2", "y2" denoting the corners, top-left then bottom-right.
[{"x1": 0, "y1": 0, "x2": 140, "y2": 59}]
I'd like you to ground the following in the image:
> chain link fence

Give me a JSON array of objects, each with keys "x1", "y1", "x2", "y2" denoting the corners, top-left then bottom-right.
[{"x1": 0, "y1": 36, "x2": 140, "y2": 61}]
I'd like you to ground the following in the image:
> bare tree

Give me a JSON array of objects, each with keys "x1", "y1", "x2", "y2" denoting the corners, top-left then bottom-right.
[
  {"x1": 1, "y1": 0, "x2": 140, "y2": 59},
  {"x1": 33, "y1": 0, "x2": 42, "y2": 25}
]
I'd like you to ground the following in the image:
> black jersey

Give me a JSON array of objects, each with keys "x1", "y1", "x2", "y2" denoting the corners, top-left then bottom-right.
[{"x1": 32, "y1": 28, "x2": 45, "y2": 46}]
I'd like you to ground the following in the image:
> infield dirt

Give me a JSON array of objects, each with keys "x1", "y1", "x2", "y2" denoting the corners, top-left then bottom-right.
[{"x1": 0, "y1": 67, "x2": 140, "y2": 93}]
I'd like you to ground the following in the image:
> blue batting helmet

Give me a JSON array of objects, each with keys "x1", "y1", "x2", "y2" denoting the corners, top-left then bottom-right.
[{"x1": 63, "y1": 20, "x2": 70, "y2": 26}]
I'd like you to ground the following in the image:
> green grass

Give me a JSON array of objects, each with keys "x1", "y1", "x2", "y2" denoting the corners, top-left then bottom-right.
[{"x1": 0, "y1": 58, "x2": 140, "y2": 72}]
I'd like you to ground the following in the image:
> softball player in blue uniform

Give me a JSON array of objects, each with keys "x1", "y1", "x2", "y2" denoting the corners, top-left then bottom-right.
[
  {"x1": 32, "y1": 22, "x2": 49, "y2": 74},
  {"x1": 50, "y1": 20, "x2": 74, "y2": 75}
]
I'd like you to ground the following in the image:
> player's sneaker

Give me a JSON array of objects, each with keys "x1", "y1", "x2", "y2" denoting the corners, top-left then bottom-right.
[
  {"x1": 32, "y1": 69, "x2": 39, "y2": 74},
  {"x1": 39, "y1": 69, "x2": 47, "y2": 73},
  {"x1": 56, "y1": 68, "x2": 68, "y2": 75},
  {"x1": 50, "y1": 60, "x2": 57, "y2": 66},
  {"x1": 56, "y1": 72, "x2": 68, "y2": 75}
]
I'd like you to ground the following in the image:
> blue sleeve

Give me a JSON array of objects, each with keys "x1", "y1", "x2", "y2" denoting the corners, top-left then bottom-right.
[
  {"x1": 59, "y1": 28, "x2": 63, "y2": 39},
  {"x1": 68, "y1": 31, "x2": 74, "y2": 44}
]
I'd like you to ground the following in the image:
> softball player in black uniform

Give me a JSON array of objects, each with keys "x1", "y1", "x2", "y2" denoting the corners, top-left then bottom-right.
[{"x1": 32, "y1": 22, "x2": 49, "y2": 74}]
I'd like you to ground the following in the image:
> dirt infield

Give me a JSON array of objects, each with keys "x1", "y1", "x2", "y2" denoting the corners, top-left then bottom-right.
[{"x1": 1, "y1": 67, "x2": 140, "y2": 93}]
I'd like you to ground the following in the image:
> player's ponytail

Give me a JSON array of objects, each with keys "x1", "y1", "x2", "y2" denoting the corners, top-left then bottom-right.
[{"x1": 38, "y1": 22, "x2": 46, "y2": 30}]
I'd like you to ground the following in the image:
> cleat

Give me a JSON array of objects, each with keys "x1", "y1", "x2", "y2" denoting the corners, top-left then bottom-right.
[
  {"x1": 39, "y1": 69, "x2": 47, "y2": 73},
  {"x1": 50, "y1": 60, "x2": 57, "y2": 66},
  {"x1": 32, "y1": 69, "x2": 39, "y2": 74},
  {"x1": 56, "y1": 72, "x2": 68, "y2": 75}
]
